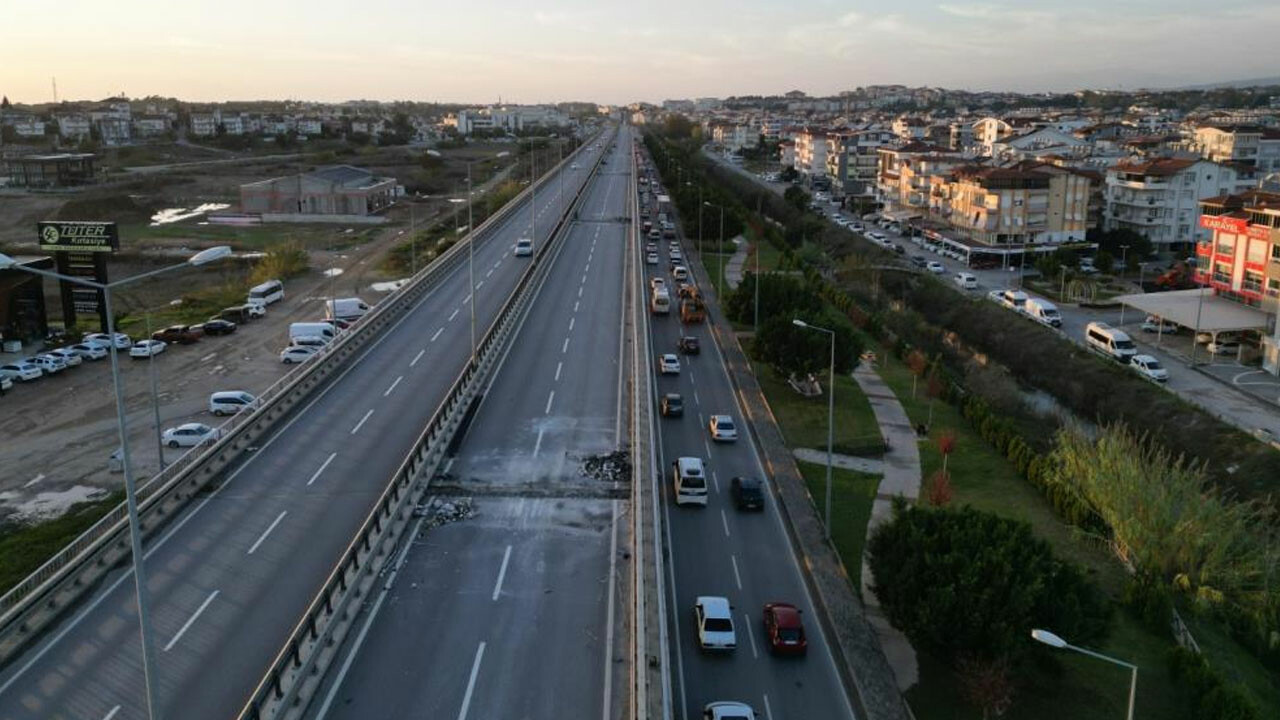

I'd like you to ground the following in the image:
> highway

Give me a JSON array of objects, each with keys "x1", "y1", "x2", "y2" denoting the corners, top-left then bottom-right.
[
  {"x1": 640, "y1": 151, "x2": 858, "y2": 718},
  {"x1": 304, "y1": 129, "x2": 634, "y2": 720},
  {"x1": 0, "y1": 133, "x2": 609, "y2": 720}
]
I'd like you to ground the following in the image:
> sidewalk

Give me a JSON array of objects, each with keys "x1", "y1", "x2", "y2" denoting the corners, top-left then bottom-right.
[
  {"x1": 723, "y1": 236, "x2": 749, "y2": 289},
  {"x1": 854, "y1": 363, "x2": 922, "y2": 692},
  {"x1": 793, "y1": 447, "x2": 884, "y2": 474}
]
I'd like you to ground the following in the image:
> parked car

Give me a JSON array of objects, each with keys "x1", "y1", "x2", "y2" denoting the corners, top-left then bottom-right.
[
  {"x1": 910, "y1": 255, "x2": 928, "y2": 269},
  {"x1": 708, "y1": 414, "x2": 738, "y2": 442},
  {"x1": 161, "y1": 423, "x2": 222, "y2": 448},
  {"x1": 678, "y1": 336, "x2": 700, "y2": 355},
  {"x1": 209, "y1": 390, "x2": 257, "y2": 416},
  {"x1": 64, "y1": 342, "x2": 108, "y2": 361},
  {"x1": 762, "y1": 602, "x2": 808, "y2": 656},
  {"x1": 199, "y1": 319, "x2": 238, "y2": 336},
  {"x1": 280, "y1": 345, "x2": 319, "y2": 364},
  {"x1": 83, "y1": 332, "x2": 132, "y2": 349},
  {"x1": 1140, "y1": 315, "x2": 1178, "y2": 334},
  {"x1": 926, "y1": 261, "x2": 946, "y2": 274},
  {"x1": 0, "y1": 375, "x2": 12, "y2": 393},
  {"x1": 730, "y1": 476, "x2": 765, "y2": 511},
  {"x1": 30, "y1": 354, "x2": 68, "y2": 374},
  {"x1": 659, "y1": 353, "x2": 681, "y2": 374},
  {"x1": 218, "y1": 304, "x2": 264, "y2": 323},
  {"x1": 152, "y1": 325, "x2": 202, "y2": 344},
  {"x1": 44, "y1": 348, "x2": 83, "y2": 368},
  {"x1": 694, "y1": 596, "x2": 737, "y2": 652},
  {"x1": 129, "y1": 339, "x2": 167, "y2": 358},
  {"x1": 0, "y1": 361, "x2": 42, "y2": 382},
  {"x1": 660, "y1": 393, "x2": 684, "y2": 418},
  {"x1": 1207, "y1": 339, "x2": 1241, "y2": 356}
]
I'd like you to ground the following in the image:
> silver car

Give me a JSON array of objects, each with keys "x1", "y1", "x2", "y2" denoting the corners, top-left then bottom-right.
[
  {"x1": 45, "y1": 348, "x2": 84, "y2": 367},
  {"x1": 29, "y1": 354, "x2": 67, "y2": 374},
  {"x1": 0, "y1": 361, "x2": 43, "y2": 382}
]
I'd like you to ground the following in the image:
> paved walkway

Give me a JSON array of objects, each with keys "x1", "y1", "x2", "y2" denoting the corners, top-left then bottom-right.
[
  {"x1": 723, "y1": 236, "x2": 749, "y2": 289},
  {"x1": 793, "y1": 447, "x2": 884, "y2": 474},
  {"x1": 853, "y1": 363, "x2": 921, "y2": 691}
]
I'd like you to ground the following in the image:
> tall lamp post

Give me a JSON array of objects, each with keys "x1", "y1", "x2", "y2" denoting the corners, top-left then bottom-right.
[
  {"x1": 704, "y1": 201, "x2": 725, "y2": 293},
  {"x1": 1032, "y1": 629, "x2": 1137, "y2": 720},
  {"x1": 0, "y1": 245, "x2": 232, "y2": 720},
  {"x1": 465, "y1": 151, "x2": 511, "y2": 364},
  {"x1": 792, "y1": 318, "x2": 836, "y2": 540}
]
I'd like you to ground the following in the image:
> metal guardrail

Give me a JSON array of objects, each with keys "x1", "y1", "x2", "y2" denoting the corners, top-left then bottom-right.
[
  {"x1": 237, "y1": 128, "x2": 616, "y2": 720},
  {"x1": 0, "y1": 132, "x2": 602, "y2": 664}
]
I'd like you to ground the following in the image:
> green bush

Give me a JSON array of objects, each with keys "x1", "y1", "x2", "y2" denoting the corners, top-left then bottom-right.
[{"x1": 1168, "y1": 646, "x2": 1261, "y2": 720}]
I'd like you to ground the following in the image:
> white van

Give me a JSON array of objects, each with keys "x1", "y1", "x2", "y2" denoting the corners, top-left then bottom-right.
[
  {"x1": 209, "y1": 390, "x2": 257, "y2": 416},
  {"x1": 672, "y1": 456, "x2": 708, "y2": 506},
  {"x1": 997, "y1": 289, "x2": 1029, "y2": 313},
  {"x1": 247, "y1": 280, "x2": 284, "y2": 308},
  {"x1": 326, "y1": 298, "x2": 370, "y2": 322},
  {"x1": 1024, "y1": 298, "x2": 1062, "y2": 328},
  {"x1": 953, "y1": 272, "x2": 978, "y2": 290},
  {"x1": 289, "y1": 322, "x2": 337, "y2": 343},
  {"x1": 1085, "y1": 322, "x2": 1137, "y2": 362},
  {"x1": 650, "y1": 288, "x2": 671, "y2": 315}
]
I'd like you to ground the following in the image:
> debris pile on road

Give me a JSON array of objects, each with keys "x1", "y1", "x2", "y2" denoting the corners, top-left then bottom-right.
[
  {"x1": 414, "y1": 496, "x2": 476, "y2": 527},
  {"x1": 581, "y1": 451, "x2": 631, "y2": 483}
]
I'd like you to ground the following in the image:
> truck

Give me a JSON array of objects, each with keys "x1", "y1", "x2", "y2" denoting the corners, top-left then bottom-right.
[{"x1": 679, "y1": 290, "x2": 706, "y2": 324}]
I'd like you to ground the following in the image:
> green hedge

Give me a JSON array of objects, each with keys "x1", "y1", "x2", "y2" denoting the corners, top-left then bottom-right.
[{"x1": 1168, "y1": 646, "x2": 1261, "y2": 720}]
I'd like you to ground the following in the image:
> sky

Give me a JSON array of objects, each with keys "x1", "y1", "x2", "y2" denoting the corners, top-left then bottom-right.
[{"x1": 3, "y1": 0, "x2": 1280, "y2": 105}]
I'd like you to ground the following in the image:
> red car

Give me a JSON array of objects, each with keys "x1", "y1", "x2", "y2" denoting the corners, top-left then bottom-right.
[{"x1": 763, "y1": 602, "x2": 807, "y2": 656}]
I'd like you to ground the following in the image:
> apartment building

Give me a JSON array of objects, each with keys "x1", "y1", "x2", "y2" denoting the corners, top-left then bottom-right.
[
  {"x1": 1196, "y1": 190, "x2": 1280, "y2": 304},
  {"x1": 876, "y1": 141, "x2": 962, "y2": 211},
  {"x1": 1193, "y1": 125, "x2": 1280, "y2": 172},
  {"x1": 56, "y1": 115, "x2": 91, "y2": 141},
  {"x1": 189, "y1": 113, "x2": 218, "y2": 137},
  {"x1": 826, "y1": 129, "x2": 893, "y2": 200},
  {"x1": 793, "y1": 128, "x2": 830, "y2": 179},
  {"x1": 949, "y1": 121, "x2": 976, "y2": 152},
  {"x1": 891, "y1": 116, "x2": 928, "y2": 140},
  {"x1": 133, "y1": 116, "x2": 169, "y2": 137},
  {"x1": 942, "y1": 163, "x2": 1091, "y2": 246},
  {"x1": 1105, "y1": 158, "x2": 1258, "y2": 250},
  {"x1": 779, "y1": 140, "x2": 795, "y2": 168},
  {"x1": 6, "y1": 115, "x2": 46, "y2": 138},
  {"x1": 710, "y1": 122, "x2": 758, "y2": 152}
]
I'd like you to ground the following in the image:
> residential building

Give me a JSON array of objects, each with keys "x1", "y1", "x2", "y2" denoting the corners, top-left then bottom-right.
[
  {"x1": 296, "y1": 117, "x2": 323, "y2": 136},
  {"x1": 1193, "y1": 125, "x2": 1280, "y2": 172},
  {"x1": 891, "y1": 116, "x2": 928, "y2": 140},
  {"x1": 942, "y1": 163, "x2": 1091, "y2": 246},
  {"x1": 827, "y1": 129, "x2": 893, "y2": 200},
  {"x1": 949, "y1": 121, "x2": 975, "y2": 152},
  {"x1": 1105, "y1": 158, "x2": 1259, "y2": 250},
  {"x1": 95, "y1": 117, "x2": 131, "y2": 145},
  {"x1": 876, "y1": 141, "x2": 961, "y2": 211},
  {"x1": 133, "y1": 115, "x2": 169, "y2": 137},
  {"x1": 3, "y1": 153, "x2": 96, "y2": 188},
  {"x1": 7, "y1": 116, "x2": 46, "y2": 138},
  {"x1": 779, "y1": 140, "x2": 795, "y2": 168},
  {"x1": 56, "y1": 115, "x2": 91, "y2": 141},
  {"x1": 972, "y1": 117, "x2": 1014, "y2": 155},
  {"x1": 189, "y1": 113, "x2": 218, "y2": 137},
  {"x1": 220, "y1": 114, "x2": 245, "y2": 135},
  {"x1": 793, "y1": 128, "x2": 830, "y2": 179},
  {"x1": 240, "y1": 165, "x2": 396, "y2": 217}
]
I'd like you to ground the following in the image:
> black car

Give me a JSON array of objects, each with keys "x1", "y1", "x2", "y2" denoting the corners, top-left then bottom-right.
[
  {"x1": 200, "y1": 319, "x2": 238, "y2": 336},
  {"x1": 910, "y1": 255, "x2": 928, "y2": 268},
  {"x1": 660, "y1": 393, "x2": 684, "y2": 418},
  {"x1": 892, "y1": 244, "x2": 905, "y2": 255},
  {"x1": 731, "y1": 476, "x2": 765, "y2": 511},
  {"x1": 678, "y1": 336, "x2": 700, "y2": 355}
]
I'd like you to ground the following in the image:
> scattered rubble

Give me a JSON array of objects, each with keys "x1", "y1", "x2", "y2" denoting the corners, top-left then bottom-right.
[
  {"x1": 413, "y1": 496, "x2": 476, "y2": 528},
  {"x1": 581, "y1": 451, "x2": 631, "y2": 484}
]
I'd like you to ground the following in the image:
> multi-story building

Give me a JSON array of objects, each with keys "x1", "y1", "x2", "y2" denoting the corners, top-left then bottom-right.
[
  {"x1": 793, "y1": 128, "x2": 830, "y2": 179},
  {"x1": 220, "y1": 114, "x2": 245, "y2": 135},
  {"x1": 891, "y1": 116, "x2": 928, "y2": 140},
  {"x1": 827, "y1": 129, "x2": 893, "y2": 201},
  {"x1": 876, "y1": 141, "x2": 962, "y2": 211},
  {"x1": 189, "y1": 113, "x2": 218, "y2": 137},
  {"x1": 56, "y1": 115, "x2": 92, "y2": 141},
  {"x1": 7, "y1": 116, "x2": 46, "y2": 138},
  {"x1": 133, "y1": 115, "x2": 169, "y2": 137},
  {"x1": 942, "y1": 163, "x2": 1091, "y2": 246},
  {"x1": 296, "y1": 117, "x2": 323, "y2": 136},
  {"x1": 949, "y1": 121, "x2": 976, "y2": 152},
  {"x1": 1193, "y1": 125, "x2": 1280, "y2": 172},
  {"x1": 779, "y1": 140, "x2": 795, "y2": 168},
  {"x1": 1105, "y1": 158, "x2": 1259, "y2": 250},
  {"x1": 94, "y1": 117, "x2": 131, "y2": 145}
]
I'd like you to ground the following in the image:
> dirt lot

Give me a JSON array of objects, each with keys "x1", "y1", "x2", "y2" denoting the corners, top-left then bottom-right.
[{"x1": 0, "y1": 141, "x2": 534, "y2": 525}]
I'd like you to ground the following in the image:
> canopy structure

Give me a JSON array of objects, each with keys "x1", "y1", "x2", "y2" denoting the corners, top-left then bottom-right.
[{"x1": 1114, "y1": 288, "x2": 1272, "y2": 334}]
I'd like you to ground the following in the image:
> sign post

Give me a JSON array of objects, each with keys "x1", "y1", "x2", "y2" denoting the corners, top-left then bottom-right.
[{"x1": 38, "y1": 221, "x2": 118, "y2": 331}]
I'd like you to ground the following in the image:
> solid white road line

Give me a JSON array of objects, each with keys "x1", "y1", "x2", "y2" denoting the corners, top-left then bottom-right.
[
  {"x1": 411, "y1": 348, "x2": 426, "y2": 365},
  {"x1": 555, "y1": 361, "x2": 563, "y2": 382},
  {"x1": 383, "y1": 375, "x2": 403, "y2": 396},
  {"x1": 431, "y1": 327, "x2": 444, "y2": 342},
  {"x1": 102, "y1": 706, "x2": 120, "y2": 720},
  {"x1": 247, "y1": 511, "x2": 288, "y2": 555},
  {"x1": 763, "y1": 693, "x2": 774, "y2": 720},
  {"x1": 562, "y1": 337, "x2": 570, "y2": 354},
  {"x1": 731, "y1": 554, "x2": 742, "y2": 590},
  {"x1": 744, "y1": 612, "x2": 759, "y2": 659},
  {"x1": 163, "y1": 590, "x2": 219, "y2": 652},
  {"x1": 351, "y1": 409, "x2": 374, "y2": 435},
  {"x1": 449, "y1": 308, "x2": 460, "y2": 322},
  {"x1": 545, "y1": 390, "x2": 555, "y2": 415},
  {"x1": 307, "y1": 452, "x2": 337, "y2": 487},
  {"x1": 492, "y1": 545, "x2": 512, "y2": 601},
  {"x1": 721, "y1": 509, "x2": 730, "y2": 538},
  {"x1": 602, "y1": 498, "x2": 619, "y2": 720},
  {"x1": 456, "y1": 642, "x2": 486, "y2": 720},
  {"x1": 22, "y1": 473, "x2": 44, "y2": 488}
]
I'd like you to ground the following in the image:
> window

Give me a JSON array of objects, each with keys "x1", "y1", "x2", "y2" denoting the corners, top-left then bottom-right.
[
  {"x1": 1272, "y1": 244, "x2": 1280, "y2": 263},
  {"x1": 1247, "y1": 241, "x2": 1266, "y2": 264},
  {"x1": 1244, "y1": 272, "x2": 1263, "y2": 292}
]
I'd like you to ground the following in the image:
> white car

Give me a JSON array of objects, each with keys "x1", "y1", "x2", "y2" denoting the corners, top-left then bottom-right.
[
  {"x1": 210, "y1": 390, "x2": 257, "y2": 416},
  {"x1": 30, "y1": 354, "x2": 68, "y2": 374},
  {"x1": 650, "y1": 277, "x2": 667, "y2": 292},
  {"x1": 280, "y1": 345, "x2": 319, "y2": 364},
  {"x1": 84, "y1": 332, "x2": 132, "y2": 349},
  {"x1": 129, "y1": 339, "x2": 167, "y2": 358},
  {"x1": 161, "y1": 423, "x2": 222, "y2": 448},
  {"x1": 64, "y1": 342, "x2": 109, "y2": 360},
  {"x1": 44, "y1": 348, "x2": 84, "y2": 367},
  {"x1": 694, "y1": 596, "x2": 737, "y2": 652},
  {"x1": 672, "y1": 266, "x2": 689, "y2": 281},
  {"x1": 703, "y1": 702, "x2": 757, "y2": 720},
  {"x1": 0, "y1": 361, "x2": 42, "y2": 382},
  {"x1": 1130, "y1": 355, "x2": 1169, "y2": 383},
  {"x1": 659, "y1": 353, "x2": 681, "y2": 374},
  {"x1": 646, "y1": 252, "x2": 659, "y2": 265},
  {"x1": 0, "y1": 376, "x2": 11, "y2": 393},
  {"x1": 1140, "y1": 316, "x2": 1178, "y2": 334},
  {"x1": 926, "y1": 261, "x2": 946, "y2": 274},
  {"x1": 1207, "y1": 340, "x2": 1242, "y2": 356},
  {"x1": 514, "y1": 238, "x2": 534, "y2": 256},
  {"x1": 708, "y1": 414, "x2": 738, "y2": 442}
]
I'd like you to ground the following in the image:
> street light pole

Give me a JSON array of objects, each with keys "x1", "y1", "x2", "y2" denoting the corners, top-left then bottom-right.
[
  {"x1": 1032, "y1": 629, "x2": 1137, "y2": 720},
  {"x1": 1119, "y1": 244, "x2": 1131, "y2": 326},
  {"x1": 0, "y1": 246, "x2": 232, "y2": 720},
  {"x1": 468, "y1": 161, "x2": 477, "y2": 365},
  {"x1": 144, "y1": 311, "x2": 165, "y2": 471},
  {"x1": 793, "y1": 318, "x2": 836, "y2": 541}
]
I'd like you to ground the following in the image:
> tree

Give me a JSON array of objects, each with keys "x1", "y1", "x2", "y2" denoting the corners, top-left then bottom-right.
[
  {"x1": 924, "y1": 469, "x2": 953, "y2": 507},
  {"x1": 783, "y1": 185, "x2": 810, "y2": 213},
  {"x1": 662, "y1": 114, "x2": 694, "y2": 139},
  {"x1": 753, "y1": 308, "x2": 860, "y2": 379},
  {"x1": 724, "y1": 272, "x2": 821, "y2": 325},
  {"x1": 1094, "y1": 250, "x2": 1115, "y2": 274},
  {"x1": 1, "y1": 95, "x2": 9, "y2": 108},
  {"x1": 868, "y1": 503, "x2": 1110, "y2": 666}
]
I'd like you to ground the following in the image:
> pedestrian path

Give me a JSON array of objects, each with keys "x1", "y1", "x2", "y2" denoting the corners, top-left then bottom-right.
[
  {"x1": 853, "y1": 362, "x2": 921, "y2": 691},
  {"x1": 792, "y1": 447, "x2": 884, "y2": 474},
  {"x1": 722, "y1": 236, "x2": 749, "y2": 289}
]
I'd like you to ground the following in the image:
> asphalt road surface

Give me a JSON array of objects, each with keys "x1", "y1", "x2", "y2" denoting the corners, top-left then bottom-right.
[
  {"x1": 0, "y1": 134, "x2": 609, "y2": 720},
  {"x1": 306, "y1": 130, "x2": 634, "y2": 720},
  {"x1": 639, "y1": 155, "x2": 858, "y2": 719}
]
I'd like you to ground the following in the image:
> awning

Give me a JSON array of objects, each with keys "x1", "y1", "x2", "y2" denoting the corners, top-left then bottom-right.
[{"x1": 1114, "y1": 289, "x2": 1272, "y2": 333}]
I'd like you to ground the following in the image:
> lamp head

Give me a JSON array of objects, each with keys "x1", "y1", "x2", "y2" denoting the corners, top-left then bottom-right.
[
  {"x1": 189, "y1": 246, "x2": 232, "y2": 266},
  {"x1": 1031, "y1": 629, "x2": 1067, "y2": 649}
]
